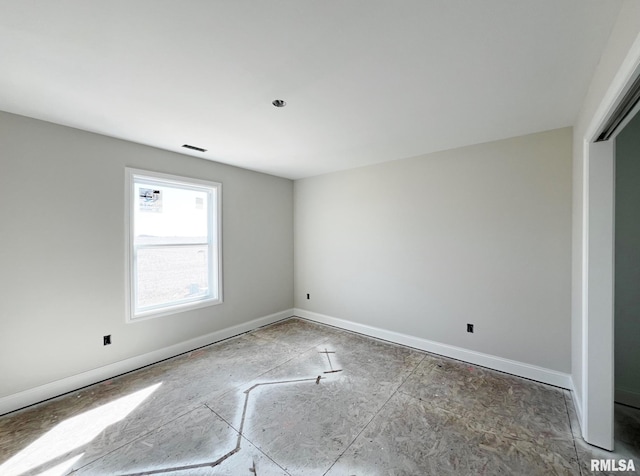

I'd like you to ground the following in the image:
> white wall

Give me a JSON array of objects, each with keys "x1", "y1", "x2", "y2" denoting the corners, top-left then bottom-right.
[
  {"x1": 571, "y1": 0, "x2": 640, "y2": 444},
  {"x1": 615, "y1": 111, "x2": 640, "y2": 408},
  {"x1": 0, "y1": 111, "x2": 293, "y2": 400},
  {"x1": 295, "y1": 128, "x2": 572, "y2": 373}
]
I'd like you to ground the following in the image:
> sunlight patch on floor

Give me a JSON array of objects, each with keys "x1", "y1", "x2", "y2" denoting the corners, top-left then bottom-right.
[
  {"x1": 34, "y1": 454, "x2": 84, "y2": 476},
  {"x1": 0, "y1": 382, "x2": 161, "y2": 476}
]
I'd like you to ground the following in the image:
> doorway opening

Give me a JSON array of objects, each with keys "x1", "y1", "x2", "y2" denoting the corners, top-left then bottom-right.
[{"x1": 582, "y1": 63, "x2": 640, "y2": 451}]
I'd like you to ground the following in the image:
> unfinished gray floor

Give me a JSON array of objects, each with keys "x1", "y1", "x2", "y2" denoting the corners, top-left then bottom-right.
[{"x1": 0, "y1": 318, "x2": 638, "y2": 475}]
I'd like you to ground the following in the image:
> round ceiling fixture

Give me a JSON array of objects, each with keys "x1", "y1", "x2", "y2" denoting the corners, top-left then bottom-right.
[{"x1": 272, "y1": 99, "x2": 286, "y2": 107}]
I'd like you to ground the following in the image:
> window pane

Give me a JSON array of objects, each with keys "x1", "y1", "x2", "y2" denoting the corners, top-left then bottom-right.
[
  {"x1": 134, "y1": 182, "x2": 210, "y2": 245},
  {"x1": 127, "y1": 169, "x2": 222, "y2": 320},
  {"x1": 135, "y1": 245, "x2": 212, "y2": 311}
]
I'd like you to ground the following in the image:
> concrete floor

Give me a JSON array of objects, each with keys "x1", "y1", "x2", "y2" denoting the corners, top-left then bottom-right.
[{"x1": 0, "y1": 318, "x2": 638, "y2": 475}]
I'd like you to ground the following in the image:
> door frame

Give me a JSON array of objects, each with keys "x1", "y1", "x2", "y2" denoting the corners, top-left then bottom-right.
[{"x1": 580, "y1": 41, "x2": 640, "y2": 450}]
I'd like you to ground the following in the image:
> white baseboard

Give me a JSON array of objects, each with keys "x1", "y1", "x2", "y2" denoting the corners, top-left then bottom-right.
[
  {"x1": 615, "y1": 387, "x2": 640, "y2": 409},
  {"x1": 570, "y1": 377, "x2": 584, "y2": 435},
  {"x1": 3, "y1": 307, "x2": 573, "y2": 416},
  {"x1": 0, "y1": 309, "x2": 293, "y2": 416},
  {"x1": 294, "y1": 308, "x2": 572, "y2": 389}
]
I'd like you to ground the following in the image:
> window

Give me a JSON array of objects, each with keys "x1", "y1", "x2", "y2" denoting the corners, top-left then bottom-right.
[{"x1": 126, "y1": 168, "x2": 222, "y2": 320}]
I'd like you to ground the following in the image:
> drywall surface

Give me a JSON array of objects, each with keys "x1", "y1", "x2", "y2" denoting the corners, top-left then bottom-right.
[
  {"x1": 0, "y1": 111, "x2": 293, "y2": 398},
  {"x1": 295, "y1": 128, "x2": 572, "y2": 372},
  {"x1": 571, "y1": 0, "x2": 640, "y2": 414},
  {"x1": 615, "y1": 111, "x2": 640, "y2": 407}
]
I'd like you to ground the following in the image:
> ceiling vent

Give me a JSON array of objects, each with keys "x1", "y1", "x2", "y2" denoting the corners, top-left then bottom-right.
[{"x1": 182, "y1": 144, "x2": 207, "y2": 152}]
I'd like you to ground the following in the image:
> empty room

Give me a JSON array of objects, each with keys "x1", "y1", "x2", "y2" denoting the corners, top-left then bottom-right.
[{"x1": 1, "y1": 1, "x2": 640, "y2": 475}]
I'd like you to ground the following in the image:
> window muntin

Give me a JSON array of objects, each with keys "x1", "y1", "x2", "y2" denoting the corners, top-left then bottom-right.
[{"x1": 126, "y1": 169, "x2": 221, "y2": 320}]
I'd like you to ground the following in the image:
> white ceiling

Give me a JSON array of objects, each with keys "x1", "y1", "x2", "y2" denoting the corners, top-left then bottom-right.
[{"x1": 0, "y1": 1, "x2": 623, "y2": 179}]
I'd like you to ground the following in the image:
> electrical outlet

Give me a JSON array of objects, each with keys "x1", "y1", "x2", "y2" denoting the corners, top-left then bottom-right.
[
  {"x1": 306, "y1": 293, "x2": 310, "y2": 300},
  {"x1": 103, "y1": 335, "x2": 111, "y2": 345},
  {"x1": 467, "y1": 324, "x2": 474, "y2": 333}
]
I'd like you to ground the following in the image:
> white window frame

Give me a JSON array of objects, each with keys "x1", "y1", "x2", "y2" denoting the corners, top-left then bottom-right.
[{"x1": 125, "y1": 168, "x2": 222, "y2": 322}]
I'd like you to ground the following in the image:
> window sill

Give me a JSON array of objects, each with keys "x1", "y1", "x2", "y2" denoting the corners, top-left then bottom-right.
[{"x1": 127, "y1": 297, "x2": 223, "y2": 323}]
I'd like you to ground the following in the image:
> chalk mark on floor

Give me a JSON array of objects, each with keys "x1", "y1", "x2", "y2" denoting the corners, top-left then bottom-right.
[{"x1": 116, "y1": 349, "x2": 341, "y2": 476}]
